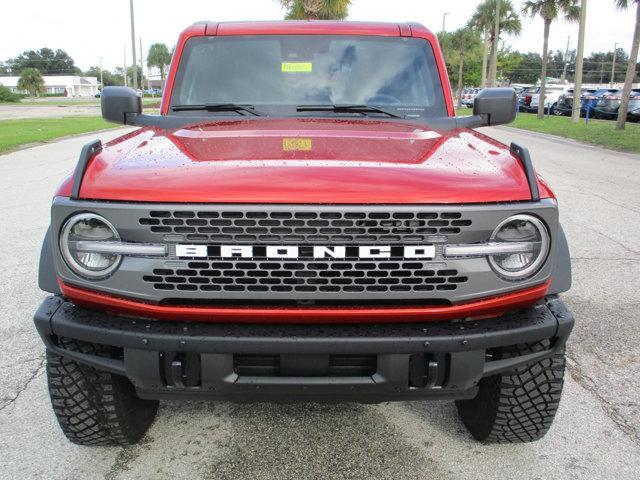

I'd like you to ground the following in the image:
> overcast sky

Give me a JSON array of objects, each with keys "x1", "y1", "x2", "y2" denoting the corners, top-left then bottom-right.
[{"x1": 1, "y1": 0, "x2": 636, "y2": 72}]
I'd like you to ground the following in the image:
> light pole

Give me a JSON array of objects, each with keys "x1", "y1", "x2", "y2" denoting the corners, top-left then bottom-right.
[
  {"x1": 123, "y1": 45, "x2": 128, "y2": 87},
  {"x1": 442, "y1": 12, "x2": 449, "y2": 33},
  {"x1": 610, "y1": 42, "x2": 618, "y2": 87},
  {"x1": 561, "y1": 36, "x2": 570, "y2": 82},
  {"x1": 139, "y1": 37, "x2": 145, "y2": 93},
  {"x1": 129, "y1": 0, "x2": 138, "y2": 90},
  {"x1": 99, "y1": 56, "x2": 103, "y2": 92}
]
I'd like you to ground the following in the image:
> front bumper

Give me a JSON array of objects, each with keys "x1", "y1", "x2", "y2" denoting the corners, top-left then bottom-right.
[{"x1": 34, "y1": 296, "x2": 574, "y2": 402}]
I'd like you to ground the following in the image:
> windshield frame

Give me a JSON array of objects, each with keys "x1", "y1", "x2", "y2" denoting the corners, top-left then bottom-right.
[{"x1": 166, "y1": 33, "x2": 451, "y2": 122}]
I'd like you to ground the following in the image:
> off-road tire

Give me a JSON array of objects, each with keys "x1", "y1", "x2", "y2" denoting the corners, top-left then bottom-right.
[
  {"x1": 455, "y1": 340, "x2": 565, "y2": 443},
  {"x1": 46, "y1": 339, "x2": 159, "y2": 446}
]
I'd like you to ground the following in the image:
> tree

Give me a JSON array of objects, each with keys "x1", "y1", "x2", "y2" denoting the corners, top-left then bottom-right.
[
  {"x1": 523, "y1": 0, "x2": 580, "y2": 119},
  {"x1": 125, "y1": 65, "x2": 145, "y2": 90},
  {"x1": 279, "y1": 0, "x2": 351, "y2": 20},
  {"x1": 442, "y1": 29, "x2": 482, "y2": 107},
  {"x1": 147, "y1": 43, "x2": 172, "y2": 86},
  {"x1": 0, "y1": 84, "x2": 21, "y2": 103},
  {"x1": 6, "y1": 48, "x2": 79, "y2": 75},
  {"x1": 17, "y1": 68, "x2": 45, "y2": 97},
  {"x1": 0, "y1": 61, "x2": 8, "y2": 74},
  {"x1": 84, "y1": 67, "x2": 123, "y2": 87},
  {"x1": 581, "y1": 49, "x2": 629, "y2": 83},
  {"x1": 468, "y1": 0, "x2": 522, "y2": 87},
  {"x1": 615, "y1": 0, "x2": 640, "y2": 130},
  {"x1": 438, "y1": 32, "x2": 483, "y2": 89}
]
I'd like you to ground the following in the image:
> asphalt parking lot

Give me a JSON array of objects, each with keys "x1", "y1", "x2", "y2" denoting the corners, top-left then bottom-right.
[{"x1": 0, "y1": 126, "x2": 639, "y2": 479}]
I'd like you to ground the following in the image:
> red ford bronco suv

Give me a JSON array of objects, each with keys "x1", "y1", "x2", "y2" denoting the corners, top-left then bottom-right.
[{"x1": 34, "y1": 21, "x2": 573, "y2": 446}]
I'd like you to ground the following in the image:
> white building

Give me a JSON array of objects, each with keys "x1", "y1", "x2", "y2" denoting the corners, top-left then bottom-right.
[{"x1": 0, "y1": 75, "x2": 100, "y2": 97}]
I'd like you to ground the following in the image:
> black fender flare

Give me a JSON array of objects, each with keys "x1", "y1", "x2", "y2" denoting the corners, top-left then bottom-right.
[
  {"x1": 548, "y1": 224, "x2": 572, "y2": 295},
  {"x1": 38, "y1": 226, "x2": 61, "y2": 295}
]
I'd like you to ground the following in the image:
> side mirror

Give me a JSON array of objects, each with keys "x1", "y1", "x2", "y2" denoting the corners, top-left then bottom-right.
[
  {"x1": 101, "y1": 86, "x2": 142, "y2": 124},
  {"x1": 473, "y1": 88, "x2": 517, "y2": 126}
]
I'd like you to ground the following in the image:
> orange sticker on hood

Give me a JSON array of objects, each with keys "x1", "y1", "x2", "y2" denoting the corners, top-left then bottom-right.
[{"x1": 283, "y1": 138, "x2": 312, "y2": 151}]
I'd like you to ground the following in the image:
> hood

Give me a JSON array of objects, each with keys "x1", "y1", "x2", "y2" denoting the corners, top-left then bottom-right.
[{"x1": 69, "y1": 118, "x2": 551, "y2": 204}]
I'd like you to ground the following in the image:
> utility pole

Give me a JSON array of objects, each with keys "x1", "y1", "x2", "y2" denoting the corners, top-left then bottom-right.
[
  {"x1": 140, "y1": 37, "x2": 152, "y2": 96},
  {"x1": 123, "y1": 46, "x2": 128, "y2": 87},
  {"x1": 99, "y1": 56, "x2": 103, "y2": 92},
  {"x1": 571, "y1": 0, "x2": 587, "y2": 122},
  {"x1": 488, "y1": 0, "x2": 501, "y2": 87},
  {"x1": 610, "y1": 42, "x2": 618, "y2": 87},
  {"x1": 561, "y1": 36, "x2": 570, "y2": 82},
  {"x1": 442, "y1": 12, "x2": 449, "y2": 33},
  {"x1": 139, "y1": 37, "x2": 145, "y2": 92},
  {"x1": 129, "y1": 0, "x2": 138, "y2": 90}
]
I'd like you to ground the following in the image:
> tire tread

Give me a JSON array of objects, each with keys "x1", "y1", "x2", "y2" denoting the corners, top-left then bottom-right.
[
  {"x1": 46, "y1": 339, "x2": 158, "y2": 446},
  {"x1": 456, "y1": 340, "x2": 565, "y2": 443}
]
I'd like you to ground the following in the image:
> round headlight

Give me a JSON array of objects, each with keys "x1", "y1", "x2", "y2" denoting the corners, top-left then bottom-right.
[
  {"x1": 60, "y1": 213, "x2": 121, "y2": 279},
  {"x1": 488, "y1": 214, "x2": 550, "y2": 280}
]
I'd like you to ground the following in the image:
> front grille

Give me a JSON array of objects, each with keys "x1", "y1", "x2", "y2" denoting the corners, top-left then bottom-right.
[
  {"x1": 52, "y1": 198, "x2": 560, "y2": 303},
  {"x1": 139, "y1": 209, "x2": 473, "y2": 244},
  {"x1": 143, "y1": 261, "x2": 469, "y2": 294}
]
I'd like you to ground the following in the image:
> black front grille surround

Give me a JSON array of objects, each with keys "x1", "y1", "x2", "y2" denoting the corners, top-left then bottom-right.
[{"x1": 51, "y1": 198, "x2": 560, "y2": 304}]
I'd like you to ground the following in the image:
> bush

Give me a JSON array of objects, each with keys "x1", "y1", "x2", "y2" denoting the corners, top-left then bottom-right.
[{"x1": 0, "y1": 84, "x2": 21, "y2": 103}]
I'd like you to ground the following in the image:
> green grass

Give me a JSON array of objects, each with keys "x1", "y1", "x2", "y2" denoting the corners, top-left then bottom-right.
[
  {"x1": 456, "y1": 107, "x2": 640, "y2": 153},
  {"x1": 0, "y1": 116, "x2": 115, "y2": 153}
]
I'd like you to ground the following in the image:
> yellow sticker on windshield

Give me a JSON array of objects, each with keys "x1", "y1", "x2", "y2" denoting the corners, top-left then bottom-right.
[
  {"x1": 283, "y1": 138, "x2": 312, "y2": 151},
  {"x1": 282, "y1": 62, "x2": 313, "y2": 73}
]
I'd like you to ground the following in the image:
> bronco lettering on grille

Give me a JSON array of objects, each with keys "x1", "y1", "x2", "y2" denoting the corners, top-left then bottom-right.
[{"x1": 175, "y1": 244, "x2": 436, "y2": 259}]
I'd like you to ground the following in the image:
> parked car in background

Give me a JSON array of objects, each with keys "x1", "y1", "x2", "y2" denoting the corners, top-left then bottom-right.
[
  {"x1": 529, "y1": 86, "x2": 569, "y2": 115},
  {"x1": 511, "y1": 84, "x2": 533, "y2": 96},
  {"x1": 581, "y1": 88, "x2": 620, "y2": 117},
  {"x1": 554, "y1": 88, "x2": 597, "y2": 116},
  {"x1": 518, "y1": 86, "x2": 539, "y2": 112},
  {"x1": 593, "y1": 89, "x2": 640, "y2": 119},
  {"x1": 593, "y1": 89, "x2": 624, "y2": 119},
  {"x1": 458, "y1": 88, "x2": 470, "y2": 105},
  {"x1": 461, "y1": 88, "x2": 480, "y2": 106},
  {"x1": 628, "y1": 91, "x2": 640, "y2": 122}
]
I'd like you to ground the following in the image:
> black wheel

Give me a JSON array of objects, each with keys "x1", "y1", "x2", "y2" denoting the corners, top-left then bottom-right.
[
  {"x1": 46, "y1": 339, "x2": 159, "y2": 446},
  {"x1": 455, "y1": 340, "x2": 565, "y2": 443}
]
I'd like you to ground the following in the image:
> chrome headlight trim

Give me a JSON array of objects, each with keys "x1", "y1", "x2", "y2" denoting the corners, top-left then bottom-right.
[
  {"x1": 59, "y1": 213, "x2": 122, "y2": 279},
  {"x1": 487, "y1": 214, "x2": 550, "y2": 280}
]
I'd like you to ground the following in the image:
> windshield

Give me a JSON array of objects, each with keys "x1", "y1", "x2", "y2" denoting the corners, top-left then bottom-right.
[{"x1": 170, "y1": 35, "x2": 447, "y2": 119}]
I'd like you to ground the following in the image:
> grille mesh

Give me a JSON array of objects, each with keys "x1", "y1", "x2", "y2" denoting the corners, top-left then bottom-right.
[
  {"x1": 143, "y1": 261, "x2": 468, "y2": 294},
  {"x1": 139, "y1": 209, "x2": 473, "y2": 244}
]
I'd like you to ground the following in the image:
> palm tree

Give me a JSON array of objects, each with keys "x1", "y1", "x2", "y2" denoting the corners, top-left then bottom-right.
[
  {"x1": 147, "y1": 43, "x2": 172, "y2": 88},
  {"x1": 444, "y1": 29, "x2": 482, "y2": 107},
  {"x1": 468, "y1": 0, "x2": 522, "y2": 87},
  {"x1": 279, "y1": 0, "x2": 351, "y2": 20},
  {"x1": 523, "y1": 0, "x2": 580, "y2": 119},
  {"x1": 615, "y1": 0, "x2": 640, "y2": 130},
  {"x1": 17, "y1": 68, "x2": 45, "y2": 98}
]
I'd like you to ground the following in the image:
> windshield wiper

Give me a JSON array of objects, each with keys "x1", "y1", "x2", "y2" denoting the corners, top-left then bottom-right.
[
  {"x1": 171, "y1": 103, "x2": 263, "y2": 116},
  {"x1": 296, "y1": 104, "x2": 403, "y2": 118}
]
